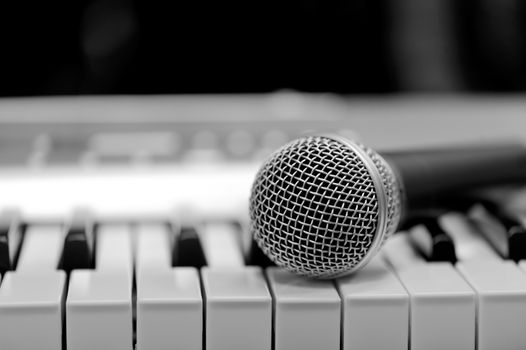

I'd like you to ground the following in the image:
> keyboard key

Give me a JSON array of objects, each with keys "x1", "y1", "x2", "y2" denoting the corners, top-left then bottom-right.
[
  {"x1": 439, "y1": 212, "x2": 501, "y2": 261},
  {"x1": 0, "y1": 271, "x2": 66, "y2": 350},
  {"x1": 384, "y1": 233, "x2": 476, "y2": 350},
  {"x1": 172, "y1": 226, "x2": 207, "y2": 267},
  {"x1": 202, "y1": 267, "x2": 271, "y2": 350},
  {"x1": 382, "y1": 233, "x2": 426, "y2": 269},
  {"x1": 200, "y1": 222, "x2": 245, "y2": 267},
  {"x1": 135, "y1": 223, "x2": 172, "y2": 275},
  {"x1": 0, "y1": 224, "x2": 65, "y2": 350},
  {"x1": 135, "y1": 223, "x2": 202, "y2": 350},
  {"x1": 336, "y1": 256, "x2": 409, "y2": 350},
  {"x1": 136, "y1": 268, "x2": 202, "y2": 350},
  {"x1": 0, "y1": 209, "x2": 23, "y2": 272},
  {"x1": 468, "y1": 201, "x2": 526, "y2": 260},
  {"x1": 67, "y1": 224, "x2": 133, "y2": 350},
  {"x1": 408, "y1": 216, "x2": 456, "y2": 262},
  {"x1": 246, "y1": 239, "x2": 275, "y2": 267},
  {"x1": 457, "y1": 260, "x2": 526, "y2": 350},
  {"x1": 266, "y1": 267, "x2": 340, "y2": 350},
  {"x1": 16, "y1": 224, "x2": 64, "y2": 272},
  {"x1": 61, "y1": 209, "x2": 95, "y2": 271}
]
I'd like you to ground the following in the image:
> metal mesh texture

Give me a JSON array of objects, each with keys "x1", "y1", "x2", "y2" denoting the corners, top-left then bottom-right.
[{"x1": 249, "y1": 135, "x2": 401, "y2": 278}]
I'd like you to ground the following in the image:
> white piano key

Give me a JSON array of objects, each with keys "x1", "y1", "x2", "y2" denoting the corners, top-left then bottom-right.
[
  {"x1": 439, "y1": 212, "x2": 502, "y2": 261},
  {"x1": 0, "y1": 224, "x2": 65, "y2": 350},
  {"x1": 200, "y1": 222, "x2": 245, "y2": 267},
  {"x1": 135, "y1": 224, "x2": 202, "y2": 350},
  {"x1": 266, "y1": 267, "x2": 340, "y2": 350},
  {"x1": 135, "y1": 223, "x2": 172, "y2": 275},
  {"x1": 67, "y1": 224, "x2": 133, "y2": 350},
  {"x1": 336, "y1": 255, "x2": 409, "y2": 350},
  {"x1": 136, "y1": 268, "x2": 202, "y2": 350},
  {"x1": 202, "y1": 267, "x2": 272, "y2": 350},
  {"x1": 457, "y1": 260, "x2": 526, "y2": 350},
  {"x1": 0, "y1": 271, "x2": 66, "y2": 350},
  {"x1": 96, "y1": 224, "x2": 134, "y2": 276},
  {"x1": 382, "y1": 232, "x2": 426, "y2": 269},
  {"x1": 16, "y1": 224, "x2": 64, "y2": 271},
  {"x1": 384, "y1": 234, "x2": 476, "y2": 350}
]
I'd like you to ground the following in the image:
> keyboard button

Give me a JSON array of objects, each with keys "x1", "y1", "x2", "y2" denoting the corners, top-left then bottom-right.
[
  {"x1": 336, "y1": 256, "x2": 409, "y2": 350},
  {"x1": 439, "y1": 212, "x2": 502, "y2": 261},
  {"x1": 246, "y1": 238, "x2": 275, "y2": 267},
  {"x1": 135, "y1": 224, "x2": 202, "y2": 350},
  {"x1": 172, "y1": 226, "x2": 207, "y2": 267},
  {"x1": 135, "y1": 223, "x2": 172, "y2": 274},
  {"x1": 137, "y1": 268, "x2": 202, "y2": 350},
  {"x1": 0, "y1": 224, "x2": 65, "y2": 350},
  {"x1": 200, "y1": 222, "x2": 245, "y2": 267},
  {"x1": 0, "y1": 210, "x2": 23, "y2": 272},
  {"x1": 457, "y1": 260, "x2": 526, "y2": 350},
  {"x1": 66, "y1": 224, "x2": 133, "y2": 350},
  {"x1": 61, "y1": 209, "x2": 95, "y2": 271},
  {"x1": 16, "y1": 224, "x2": 65, "y2": 271},
  {"x1": 266, "y1": 267, "x2": 340, "y2": 350},
  {"x1": 383, "y1": 233, "x2": 426, "y2": 269},
  {"x1": 384, "y1": 233, "x2": 476, "y2": 350},
  {"x1": 0, "y1": 271, "x2": 66, "y2": 350},
  {"x1": 408, "y1": 216, "x2": 456, "y2": 262},
  {"x1": 468, "y1": 201, "x2": 526, "y2": 260},
  {"x1": 202, "y1": 267, "x2": 271, "y2": 350}
]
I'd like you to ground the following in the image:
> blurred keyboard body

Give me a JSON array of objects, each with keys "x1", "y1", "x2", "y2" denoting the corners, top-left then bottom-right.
[{"x1": 1, "y1": 93, "x2": 526, "y2": 349}]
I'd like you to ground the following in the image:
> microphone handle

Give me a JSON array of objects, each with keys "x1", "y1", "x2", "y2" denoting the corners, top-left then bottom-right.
[{"x1": 381, "y1": 141, "x2": 526, "y2": 211}]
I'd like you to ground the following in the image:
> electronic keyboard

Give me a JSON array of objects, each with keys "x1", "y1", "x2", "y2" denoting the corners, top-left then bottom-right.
[{"x1": 1, "y1": 93, "x2": 526, "y2": 350}]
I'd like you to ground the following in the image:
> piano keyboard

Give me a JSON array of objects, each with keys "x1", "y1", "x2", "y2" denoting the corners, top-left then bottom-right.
[
  {"x1": 0, "y1": 205, "x2": 523, "y2": 350},
  {"x1": 2, "y1": 95, "x2": 526, "y2": 350}
]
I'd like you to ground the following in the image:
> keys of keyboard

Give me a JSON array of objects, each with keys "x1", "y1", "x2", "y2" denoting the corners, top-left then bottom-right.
[
  {"x1": 457, "y1": 260, "x2": 526, "y2": 350},
  {"x1": 446, "y1": 211, "x2": 526, "y2": 350},
  {"x1": 439, "y1": 212, "x2": 502, "y2": 261},
  {"x1": 335, "y1": 255, "x2": 409, "y2": 350},
  {"x1": 16, "y1": 224, "x2": 65, "y2": 271},
  {"x1": 66, "y1": 224, "x2": 133, "y2": 350},
  {"x1": 246, "y1": 239, "x2": 275, "y2": 267},
  {"x1": 172, "y1": 226, "x2": 207, "y2": 267},
  {"x1": 382, "y1": 232, "x2": 425, "y2": 268},
  {"x1": 408, "y1": 217, "x2": 457, "y2": 262},
  {"x1": 135, "y1": 224, "x2": 202, "y2": 350},
  {"x1": 0, "y1": 224, "x2": 66, "y2": 350},
  {"x1": 0, "y1": 210, "x2": 23, "y2": 272},
  {"x1": 61, "y1": 209, "x2": 95, "y2": 271},
  {"x1": 266, "y1": 267, "x2": 341, "y2": 350},
  {"x1": 135, "y1": 223, "x2": 172, "y2": 274},
  {"x1": 200, "y1": 222, "x2": 245, "y2": 267},
  {"x1": 468, "y1": 202, "x2": 526, "y2": 260},
  {"x1": 202, "y1": 267, "x2": 272, "y2": 350},
  {"x1": 384, "y1": 233, "x2": 476, "y2": 350}
]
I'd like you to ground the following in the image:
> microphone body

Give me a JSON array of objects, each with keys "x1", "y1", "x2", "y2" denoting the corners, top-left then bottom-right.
[
  {"x1": 383, "y1": 142, "x2": 526, "y2": 213},
  {"x1": 249, "y1": 135, "x2": 526, "y2": 279}
]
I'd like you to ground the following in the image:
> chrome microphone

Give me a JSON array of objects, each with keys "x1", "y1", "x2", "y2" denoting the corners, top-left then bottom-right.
[{"x1": 249, "y1": 135, "x2": 526, "y2": 278}]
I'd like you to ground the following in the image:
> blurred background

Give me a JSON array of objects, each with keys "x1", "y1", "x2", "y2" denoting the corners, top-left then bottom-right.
[{"x1": 1, "y1": 0, "x2": 525, "y2": 96}]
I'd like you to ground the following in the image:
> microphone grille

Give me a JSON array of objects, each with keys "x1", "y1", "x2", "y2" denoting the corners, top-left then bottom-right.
[{"x1": 249, "y1": 135, "x2": 402, "y2": 278}]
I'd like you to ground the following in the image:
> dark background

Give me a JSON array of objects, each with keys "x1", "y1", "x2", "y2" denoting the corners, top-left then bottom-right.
[{"x1": 1, "y1": 0, "x2": 525, "y2": 96}]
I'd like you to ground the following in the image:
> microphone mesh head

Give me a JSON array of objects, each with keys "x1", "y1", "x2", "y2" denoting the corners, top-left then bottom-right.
[{"x1": 249, "y1": 135, "x2": 402, "y2": 278}]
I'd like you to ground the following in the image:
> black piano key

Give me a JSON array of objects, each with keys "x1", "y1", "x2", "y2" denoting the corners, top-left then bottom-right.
[
  {"x1": 0, "y1": 210, "x2": 23, "y2": 272},
  {"x1": 60, "y1": 209, "x2": 95, "y2": 271},
  {"x1": 408, "y1": 216, "x2": 457, "y2": 263},
  {"x1": 172, "y1": 226, "x2": 207, "y2": 268},
  {"x1": 469, "y1": 200, "x2": 526, "y2": 261},
  {"x1": 246, "y1": 239, "x2": 275, "y2": 267}
]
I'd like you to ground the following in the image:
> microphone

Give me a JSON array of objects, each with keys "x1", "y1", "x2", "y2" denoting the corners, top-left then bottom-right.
[{"x1": 249, "y1": 135, "x2": 526, "y2": 278}]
